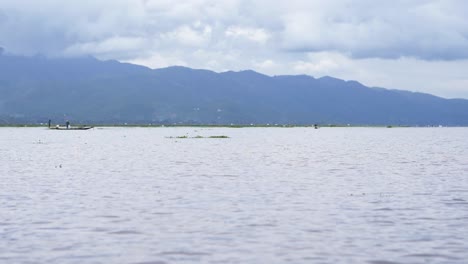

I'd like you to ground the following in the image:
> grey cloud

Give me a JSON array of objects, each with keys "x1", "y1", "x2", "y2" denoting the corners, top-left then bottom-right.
[
  {"x1": 279, "y1": 0, "x2": 468, "y2": 60},
  {"x1": 0, "y1": 0, "x2": 468, "y2": 98},
  {"x1": 0, "y1": 0, "x2": 149, "y2": 56},
  {"x1": 1, "y1": 0, "x2": 468, "y2": 60}
]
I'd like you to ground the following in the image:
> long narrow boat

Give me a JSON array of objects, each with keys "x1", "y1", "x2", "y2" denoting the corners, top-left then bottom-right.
[
  {"x1": 47, "y1": 119, "x2": 93, "y2": 130},
  {"x1": 49, "y1": 126, "x2": 93, "y2": 130}
]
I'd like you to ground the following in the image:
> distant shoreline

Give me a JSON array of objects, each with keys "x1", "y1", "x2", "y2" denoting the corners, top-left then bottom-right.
[{"x1": 0, "y1": 124, "x2": 464, "y2": 128}]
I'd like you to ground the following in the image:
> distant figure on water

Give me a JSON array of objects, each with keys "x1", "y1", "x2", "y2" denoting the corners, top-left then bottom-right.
[
  {"x1": 66, "y1": 121, "x2": 70, "y2": 129},
  {"x1": 314, "y1": 124, "x2": 319, "y2": 129},
  {"x1": 48, "y1": 119, "x2": 51, "y2": 128}
]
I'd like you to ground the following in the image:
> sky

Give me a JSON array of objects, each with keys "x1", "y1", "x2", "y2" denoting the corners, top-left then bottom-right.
[{"x1": 1, "y1": 0, "x2": 468, "y2": 98}]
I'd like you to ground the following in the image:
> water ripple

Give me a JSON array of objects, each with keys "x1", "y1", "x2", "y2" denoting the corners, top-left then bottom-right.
[{"x1": 1, "y1": 127, "x2": 468, "y2": 263}]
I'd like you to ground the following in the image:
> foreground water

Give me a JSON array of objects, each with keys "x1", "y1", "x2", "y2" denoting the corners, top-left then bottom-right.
[{"x1": 1, "y1": 127, "x2": 468, "y2": 264}]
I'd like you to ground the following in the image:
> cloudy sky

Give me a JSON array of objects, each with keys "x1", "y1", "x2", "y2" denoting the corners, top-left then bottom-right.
[{"x1": 1, "y1": 0, "x2": 468, "y2": 98}]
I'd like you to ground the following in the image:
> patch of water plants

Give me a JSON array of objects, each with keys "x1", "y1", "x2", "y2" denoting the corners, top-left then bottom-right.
[{"x1": 167, "y1": 135, "x2": 230, "y2": 139}]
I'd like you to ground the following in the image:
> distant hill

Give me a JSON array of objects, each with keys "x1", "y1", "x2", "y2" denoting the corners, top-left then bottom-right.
[{"x1": 1, "y1": 53, "x2": 468, "y2": 125}]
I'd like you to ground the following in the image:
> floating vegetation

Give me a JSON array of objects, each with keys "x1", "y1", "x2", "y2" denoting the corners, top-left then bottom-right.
[
  {"x1": 167, "y1": 135, "x2": 230, "y2": 139},
  {"x1": 33, "y1": 140, "x2": 46, "y2": 145}
]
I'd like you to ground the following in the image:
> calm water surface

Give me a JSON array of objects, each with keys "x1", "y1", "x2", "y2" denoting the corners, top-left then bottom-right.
[{"x1": 1, "y1": 127, "x2": 468, "y2": 264}]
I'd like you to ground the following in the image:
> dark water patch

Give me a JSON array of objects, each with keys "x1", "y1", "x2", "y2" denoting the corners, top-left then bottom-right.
[
  {"x1": 401, "y1": 221, "x2": 419, "y2": 226},
  {"x1": 0, "y1": 194, "x2": 32, "y2": 201},
  {"x1": 414, "y1": 217, "x2": 437, "y2": 221},
  {"x1": 160, "y1": 251, "x2": 210, "y2": 256},
  {"x1": 393, "y1": 207, "x2": 422, "y2": 211},
  {"x1": 448, "y1": 189, "x2": 468, "y2": 193},
  {"x1": 404, "y1": 238, "x2": 433, "y2": 242},
  {"x1": 368, "y1": 220, "x2": 395, "y2": 225},
  {"x1": 451, "y1": 216, "x2": 468, "y2": 220},
  {"x1": 109, "y1": 230, "x2": 142, "y2": 235},
  {"x1": 368, "y1": 260, "x2": 402, "y2": 264},
  {"x1": 10, "y1": 249, "x2": 36, "y2": 254},
  {"x1": 31, "y1": 221, "x2": 52, "y2": 225},
  {"x1": 218, "y1": 174, "x2": 239, "y2": 178},
  {"x1": 110, "y1": 218, "x2": 131, "y2": 223},
  {"x1": 213, "y1": 232, "x2": 234, "y2": 236},
  {"x1": 66, "y1": 254, "x2": 114, "y2": 259},
  {"x1": 95, "y1": 215, "x2": 120, "y2": 219},
  {"x1": 133, "y1": 261, "x2": 167, "y2": 264},
  {"x1": 38, "y1": 227, "x2": 68, "y2": 231},
  {"x1": 434, "y1": 194, "x2": 453, "y2": 199},
  {"x1": 90, "y1": 227, "x2": 109, "y2": 233},
  {"x1": 341, "y1": 207, "x2": 360, "y2": 211},
  {"x1": 447, "y1": 223, "x2": 468, "y2": 228},
  {"x1": 205, "y1": 236, "x2": 233, "y2": 242},
  {"x1": 444, "y1": 202, "x2": 468, "y2": 206},
  {"x1": 302, "y1": 256, "x2": 327, "y2": 261},
  {"x1": 295, "y1": 208, "x2": 317, "y2": 212},
  {"x1": 446, "y1": 241, "x2": 464, "y2": 246},
  {"x1": 52, "y1": 245, "x2": 75, "y2": 251},
  {"x1": 413, "y1": 192, "x2": 432, "y2": 196},
  {"x1": 304, "y1": 229, "x2": 329, "y2": 233},
  {"x1": 374, "y1": 208, "x2": 393, "y2": 211},
  {"x1": 453, "y1": 248, "x2": 468, "y2": 253},
  {"x1": 404, "y1": 253, "x2": 460, "y2": 260},
  {"x1": 152, "y1": 212, "x2": 173, "y2": 215},
  {"x1": 247, "y1": 223, "x2": 276, "y2": 227}
]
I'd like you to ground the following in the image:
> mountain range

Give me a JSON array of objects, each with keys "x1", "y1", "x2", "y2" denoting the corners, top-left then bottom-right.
[{"x1": 1, "y1": 52, "x2": 468, "y2": 125}]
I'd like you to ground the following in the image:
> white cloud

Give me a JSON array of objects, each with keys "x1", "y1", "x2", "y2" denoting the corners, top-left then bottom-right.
[
  {"x1": 253, "y1": 59, "x2": 277, "y2": 71},
  {"x1": 278, "y1": 0, "x2": 468, "y2": 60},
  {"x1": 128, "y1": 52, "x2": 188, "y2": 69},
  {"x1": 63, "y1": 36, "x2": 150, "y2": 58},
  {"x1": 160, "y1": 24, "x2": 212, "y2": 47},
  {"x1": 225, "y1": 26, "x2": 270, "y2": 44},
  {"x1": 292, "y1": 53, "x2": 345, "y2": 76}
]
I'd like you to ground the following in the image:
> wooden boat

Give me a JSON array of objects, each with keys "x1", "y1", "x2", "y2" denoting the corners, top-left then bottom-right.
[
  {"x1": 49, "y1": 126, "x2": 93, "y2": 130},
  {"x1": 47, "y1": 120, "x2": 93, "y2": 130}
]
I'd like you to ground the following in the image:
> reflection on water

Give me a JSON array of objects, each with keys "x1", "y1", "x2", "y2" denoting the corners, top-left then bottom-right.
[{"x1": 1, "y1": 127, "x2": 468, "y2": 263}]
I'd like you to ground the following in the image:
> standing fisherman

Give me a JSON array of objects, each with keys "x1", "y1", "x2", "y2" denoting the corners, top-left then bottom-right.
[
  {"x1": 48, "y1": 119, "x2": 51, "y2": 128},
  {"x1": 66, "y1": 121, "x2": 70, "y2": 129}
]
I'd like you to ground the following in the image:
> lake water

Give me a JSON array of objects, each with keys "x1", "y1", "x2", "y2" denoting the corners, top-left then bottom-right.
[{"x1": 1, "y1": 127, "x2": 468, "y2": 264}]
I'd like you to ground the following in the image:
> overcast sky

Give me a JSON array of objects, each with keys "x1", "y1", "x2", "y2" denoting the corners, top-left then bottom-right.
[{"x1": 1, "y1": 0, "x2": 468, "y2": 98}]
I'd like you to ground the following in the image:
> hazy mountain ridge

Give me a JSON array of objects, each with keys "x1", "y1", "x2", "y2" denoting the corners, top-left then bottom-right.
[{"x1": 1, "y1": 53, "x2": 468, "y2": 125}]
